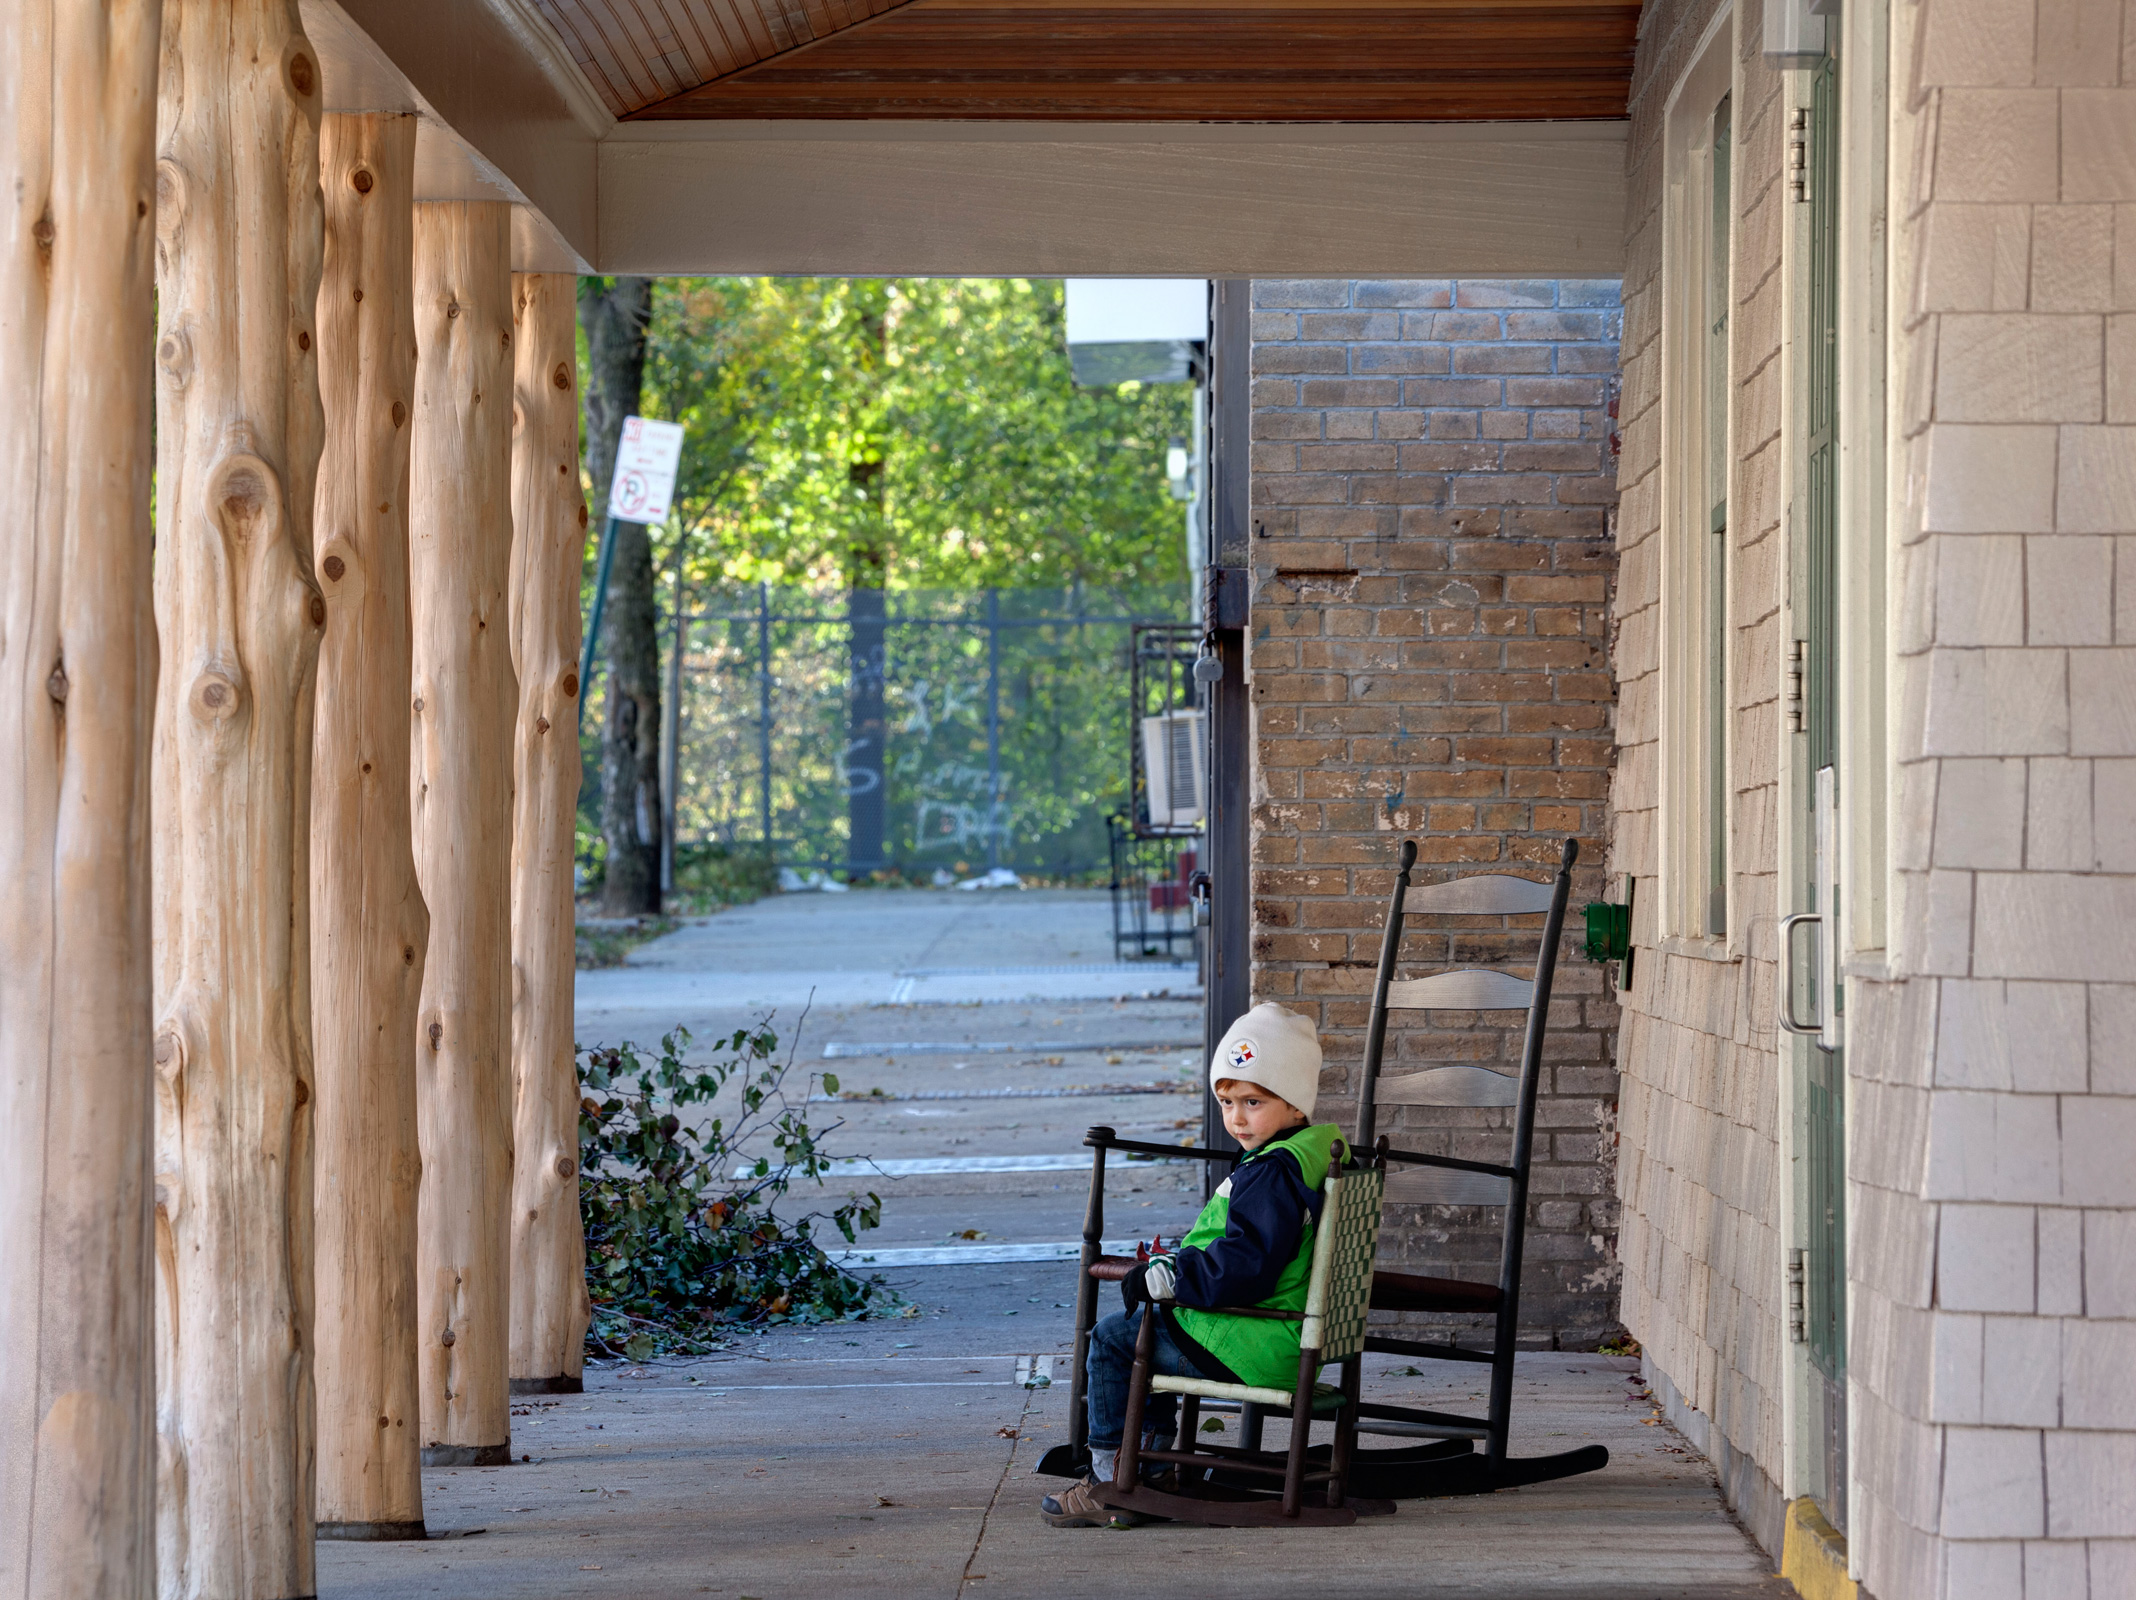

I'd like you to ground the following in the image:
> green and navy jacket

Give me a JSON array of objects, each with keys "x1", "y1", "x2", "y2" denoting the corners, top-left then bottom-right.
[{"x1": 1161, "y1": 1122, "x2": 1343, "y2": 1391}]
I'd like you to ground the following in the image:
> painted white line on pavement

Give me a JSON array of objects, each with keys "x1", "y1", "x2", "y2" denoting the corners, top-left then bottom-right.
[
  {"x1": 822, "y1": 1038, "x2": 1192, "y2": 1058},
  {"x1": 830, "y1": 1238, "x2": 1155, "y2": 1268},
  {"x1": 732, "y1": 1152, "x2": 1190, "y2": 1179}
]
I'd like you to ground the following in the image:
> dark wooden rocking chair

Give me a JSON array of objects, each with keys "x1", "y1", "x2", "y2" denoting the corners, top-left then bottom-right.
[{"x1": 1343, "y1": 835, "x2": 1609, "y2": 1496}]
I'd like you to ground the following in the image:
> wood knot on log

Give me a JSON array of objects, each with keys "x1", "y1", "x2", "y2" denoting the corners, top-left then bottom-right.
[
  {"x1": 552, "y1": 363, "x2": 571, "y2": 391},
  {"x1": 555, "y1": 1157, "x2": 576, "y2": 1178},
  {"x1": 391, "y1": 401, "x2": 406, "y2": 428},
  {"x1": 309, "y1": 595, "x2": 326, "y2": 627},
  {"x1": 190, "y1": 673, "x2": 241, "y2": 723},
  {"x1": 323, "y1": 555, "x2": 346, "y2": 581},
  {"x1": 577, "y1": 504, "x2": 589, "y2": 527},
  {"x1": 445, "y1": 302, "x2": 460, "y2": 320},
  {"x1": 294, "y1": 1079, "x2": 310, "y2": 1107},
  {"x1": 46, "y1": 661, "x2": 68, "y2": 704},
  {"x1": 534, "y1": 716, "x2": 550, "y2": 736},
  {"x1": 288, "y1": 51, "x2": 316, "y2": 98},
  {"x1": 561, "y1": 673, "x2": 579, "y2": 699},
  {"x1": 428, "y1": 1021, "x2": 443, "y2": 1050},
  {"x1": 297, "y1": 330, "x2": 311, "y2": 352},
  {"x1": 438, "y1": 1329, "x2": 455, "y2": 1348},
  {"x1": 157, "y1": 327, "x2": 193, "y2": 388},
  {"x1": 32, "y1": 211, "x2": 54, "y2": 253},
  {"x1": 206, "y1": 450, "x2": 284, "y2": 547},
  {"x1": 351, "y1": 168, "x2": 374, "y2": 195},
  {"x1": 154, "y1": 161, "x2": 186, "y2": 246}
]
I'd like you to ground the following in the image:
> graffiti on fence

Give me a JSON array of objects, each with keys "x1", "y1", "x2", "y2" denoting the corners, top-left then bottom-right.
[{"x1": 648, "y1": 584, "x2": 1188, "y2": 878}]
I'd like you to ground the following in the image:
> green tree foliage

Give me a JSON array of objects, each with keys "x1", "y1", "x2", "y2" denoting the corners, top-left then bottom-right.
[{"x1": 634, "y1": 277, "x2": 1193, "y2": 590}]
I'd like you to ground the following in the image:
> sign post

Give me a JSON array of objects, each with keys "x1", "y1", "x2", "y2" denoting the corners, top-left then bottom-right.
[{"x1": 580, "y1": 415, "x2": 686, "y2": 721}]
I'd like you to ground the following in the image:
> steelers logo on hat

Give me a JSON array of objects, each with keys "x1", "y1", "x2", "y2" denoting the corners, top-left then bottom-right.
[{"x1": 1226, "y1": 1037, "x2": 1258, "y2": 1072}]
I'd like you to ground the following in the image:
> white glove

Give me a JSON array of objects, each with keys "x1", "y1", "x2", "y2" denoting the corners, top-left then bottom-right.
[{"x1": 1141, "y1": 1255, "x2": 1177, "y2": 1303}]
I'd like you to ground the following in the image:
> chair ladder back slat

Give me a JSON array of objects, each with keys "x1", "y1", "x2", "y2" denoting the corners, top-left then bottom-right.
[
  {"x1": 1375, "y1": 1065, "x2": 1520, "y2": 1108},
  {"x1": 1400, "y1": 873, "x2": 1556, "y2": 916},
  {"x1": 1383, "y1": 969, "x2": 1535, "y2": 1011},
  {"x1": 1383, "y1": 1167, "x2": 1513, "y2": 1206}
]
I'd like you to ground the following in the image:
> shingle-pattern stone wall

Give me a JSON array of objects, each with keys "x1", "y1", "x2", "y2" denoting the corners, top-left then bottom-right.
[
  {"x1": 1861, "y1": 0, "x2": 2136, "y2": 1594},
  {"x1": 1612, "y1": 0, "x2": 1792, "y2": 1560},
  {"x1": 1246, "y1": 278, "x2": 1625, "y2": 1348}
]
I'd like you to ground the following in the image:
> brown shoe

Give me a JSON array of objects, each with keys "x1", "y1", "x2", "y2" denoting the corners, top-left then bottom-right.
[{"x1": 1039, "y1": 1477, "x2": 1143, "y2": 1529}]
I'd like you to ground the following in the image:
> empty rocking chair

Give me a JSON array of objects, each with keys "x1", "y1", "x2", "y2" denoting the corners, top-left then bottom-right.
[{"x1": 1342, "y1": 835, "x2": 1609, "y2": 1497}]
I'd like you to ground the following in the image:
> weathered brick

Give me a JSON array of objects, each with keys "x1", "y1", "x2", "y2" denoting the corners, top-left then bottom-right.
[{"x1": 1249, "y1": 277, "x2": 1620, "y2": 1351}]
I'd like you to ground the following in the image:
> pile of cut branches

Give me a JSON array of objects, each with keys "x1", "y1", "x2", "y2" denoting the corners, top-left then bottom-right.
[{"x1": 578, "y1": 1019, "x2": 893, "y2": 1360}]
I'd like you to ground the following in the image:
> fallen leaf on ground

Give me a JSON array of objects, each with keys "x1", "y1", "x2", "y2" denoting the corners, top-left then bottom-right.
[{"x1": 997, "y1": 1427, "x2": 1019, "y2": 1438}]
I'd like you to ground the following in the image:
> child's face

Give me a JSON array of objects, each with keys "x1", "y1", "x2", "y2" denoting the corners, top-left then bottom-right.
[{"x1": 1214, "y1": 1080, "x2": 1305, "y2": 1151}]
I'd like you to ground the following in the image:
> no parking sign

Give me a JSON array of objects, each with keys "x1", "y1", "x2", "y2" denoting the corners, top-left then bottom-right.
[{"x1": 605, "y1": 416, "x2": 686, "y2": 523}]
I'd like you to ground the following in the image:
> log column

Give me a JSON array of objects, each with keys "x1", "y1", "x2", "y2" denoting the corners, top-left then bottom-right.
[
  {"x1": 410, "y1": 201, "x2": 517, "y2": 1467},
  {"x1": 312, "y1": 112, "x2": 427, "y2": 1540},
  {"x1": 0, "y1": 0, "x2": 161, "y2": 1593},
  {"x1": 152, "y1": 0, "x2": 326, "y2": 1592},
  {"x1": 508, "y1": 273, "x2": 592, "y2": 1394}
]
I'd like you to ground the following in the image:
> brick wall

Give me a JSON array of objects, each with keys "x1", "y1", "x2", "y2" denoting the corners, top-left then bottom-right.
[{"x1": 1246, "y1": 278, "x2": 1625, "y2": 1348}]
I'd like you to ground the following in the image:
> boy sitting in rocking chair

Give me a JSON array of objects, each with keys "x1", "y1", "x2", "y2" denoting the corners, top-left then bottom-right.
[{"x1": 1041, "y1": 1002, "x2": 1342, "y2": 1528}]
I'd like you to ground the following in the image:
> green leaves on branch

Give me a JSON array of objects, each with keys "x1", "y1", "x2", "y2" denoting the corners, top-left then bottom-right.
[
  {"x1": 577, "y1": 1021, "x2": 893, "y2": 1361},
  {"x1": 635, "y1": 277, "x2": 1195, "y2": 592}
]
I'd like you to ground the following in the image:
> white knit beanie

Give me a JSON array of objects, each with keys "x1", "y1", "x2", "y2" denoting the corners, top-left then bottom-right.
[{"x1": 1209, "y1": 1002, "x2": 1322, "y2": 1119}]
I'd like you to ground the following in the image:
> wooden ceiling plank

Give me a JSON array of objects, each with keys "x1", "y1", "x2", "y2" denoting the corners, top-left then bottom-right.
[
  {"x1": 542, "y1": 0, "x2": 670, "y2": 112},
  {"x1": 527, "y1": 0, "x2": 638, "y2": 113},
  {"x1": 644, "y1": 0, "x2": 732, "y2": 84}
]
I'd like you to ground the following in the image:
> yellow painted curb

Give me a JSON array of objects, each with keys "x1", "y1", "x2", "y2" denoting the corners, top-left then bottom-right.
[{"x1": 1779, "y1": 1496, "x2": 1857, "y2": 1600}]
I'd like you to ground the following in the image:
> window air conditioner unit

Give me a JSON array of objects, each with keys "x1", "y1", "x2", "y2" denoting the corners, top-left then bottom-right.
[{"x1": 1142, "y1": 710, "x2": 1207, "y2": 828}]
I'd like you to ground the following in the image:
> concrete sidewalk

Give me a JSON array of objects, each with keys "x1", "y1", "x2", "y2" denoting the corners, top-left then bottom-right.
[{"x1": 320, "y1": 1271, "x2": 1789, "y2": 1600}]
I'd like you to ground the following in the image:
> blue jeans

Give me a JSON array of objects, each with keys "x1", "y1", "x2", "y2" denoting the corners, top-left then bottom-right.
[{"x1": 1085, "y1": 1306, "x2": 1205, "y2": 1452}]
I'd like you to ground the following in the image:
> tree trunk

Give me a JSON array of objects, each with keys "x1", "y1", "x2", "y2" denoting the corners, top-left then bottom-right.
[
  {"x1": 578, "y1": 277, "x2": 660, "y2": 915},
  {"x1": 152, "y1": 0, "x2": 326, "y2": 1592},
  {"x1": 508, "y1": 273, "x2": 592, "y2": 1393},
  {"x1": 0, "y1": 0, "x2": 160, "y2": 1592},
  {"x1": 311, "y1": 112, "x2": 427, "y2": 1541},
  {"x1": 409, "y1": 201, "x2": 517, "y2": 1468}
]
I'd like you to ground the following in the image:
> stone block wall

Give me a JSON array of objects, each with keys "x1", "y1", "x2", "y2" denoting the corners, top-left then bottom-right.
[
  {"x1": 1245, "y1": 278, "x2": 1625, "y2": 1347},
  {"x1": 1859, "y1": 0, "x2": 2136, "y2": 1594}
]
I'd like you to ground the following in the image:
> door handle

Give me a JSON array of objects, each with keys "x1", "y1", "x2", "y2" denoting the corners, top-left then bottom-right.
[{"x1": 1778, "y1": 912, "x2": 1823, "y2": 1037}]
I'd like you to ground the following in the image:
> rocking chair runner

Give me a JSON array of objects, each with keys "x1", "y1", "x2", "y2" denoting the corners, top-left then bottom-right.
[
  {"x1": 1091, "y1": 1143, "x2": 1388, "y2": 1527},
  {"x1": 1345, "y1": 834, "x2": 1608, "y2": 1494}
]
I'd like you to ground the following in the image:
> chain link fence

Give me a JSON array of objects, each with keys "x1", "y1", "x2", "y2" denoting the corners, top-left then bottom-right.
[{"x1": 631, "y1": 583, "x2": 1189, "y2": 881}]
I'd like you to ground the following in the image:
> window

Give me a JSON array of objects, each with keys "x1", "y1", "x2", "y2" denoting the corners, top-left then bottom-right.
[{"x1": 1662, "y1": 18, "x2": 1736, "y2": 942}]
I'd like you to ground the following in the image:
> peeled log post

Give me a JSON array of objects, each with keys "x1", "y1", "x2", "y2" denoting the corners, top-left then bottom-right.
[
  {"x1": 410, "y1": 201, "x2": 517, "y2": 1467},
  {"x1": 508, "y1": 273, "x2": 593, "y2": 1394},
  {"x1": 312, "y1": 113, "x2": 428, "y2": 1540},
  {"x1": 152, "y1": 0, "x2": 326, "y2": 1592},
  {"x1": 0, "y1": 0, "x2": 161, "y2": 1593}
]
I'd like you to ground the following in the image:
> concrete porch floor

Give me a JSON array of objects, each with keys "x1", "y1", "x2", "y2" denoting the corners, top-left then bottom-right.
[{"x1": 319, "y1": 1265, "x2": 1790, "y2": 1600}]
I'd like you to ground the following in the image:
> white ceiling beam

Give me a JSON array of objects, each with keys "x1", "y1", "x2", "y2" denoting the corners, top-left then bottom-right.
[{"x1": 598, "y1": 122, "x2": 1628, "y2": 278}]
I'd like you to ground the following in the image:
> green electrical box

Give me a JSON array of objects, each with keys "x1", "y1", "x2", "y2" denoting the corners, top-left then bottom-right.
[{"x1": 1581, "y1": 876, "x2": 1636, "y2": 991}]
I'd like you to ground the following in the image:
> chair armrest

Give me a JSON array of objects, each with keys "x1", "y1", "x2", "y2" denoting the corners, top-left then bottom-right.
[
  {"x1": 1087, "y1": 1256, "x2": 1137, "y2": 1281},
  {"x1": 1084, "y1": 1133, "x2": 1238, "y2": 1164}
]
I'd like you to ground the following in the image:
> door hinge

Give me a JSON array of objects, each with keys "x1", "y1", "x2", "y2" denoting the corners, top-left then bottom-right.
[
  {"x1": 1788, "y1": 107, "x2": 1812, "y2": 203},
  {"x1": 1788, "y1": 1248, "x2": 1807, "y2": 1342},
  {"x1": 1786, "y1": 639, "x2": 1807, "y2": 732}
]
